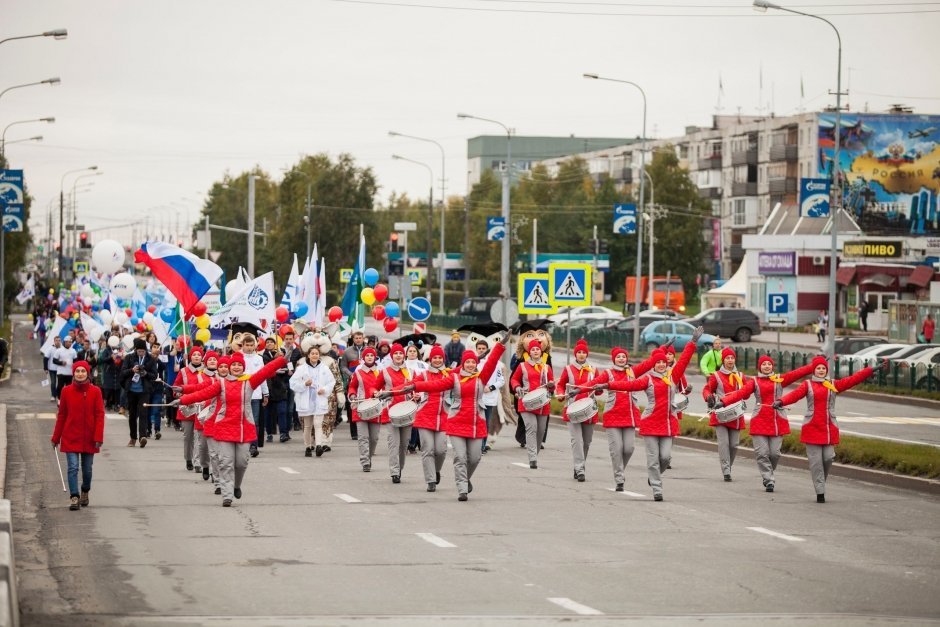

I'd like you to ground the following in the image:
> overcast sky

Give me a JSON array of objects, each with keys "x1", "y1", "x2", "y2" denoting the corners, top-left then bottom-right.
[{"x1": 4, "y1": 0, "x2": 938, "y2": 247}]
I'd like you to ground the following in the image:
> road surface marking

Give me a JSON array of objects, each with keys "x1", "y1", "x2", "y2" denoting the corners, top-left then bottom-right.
[
  {"x1": 546, "y1": 597, "x2": 604, "y2": 615},
  {"x1": 278, "y1": 467, "x2": 300, "y2": 475},
  {"x1": 747, "y1": 526, "x2": 805, "y2": 542},
  {"x1": 415, "y1": 532, "x2": 456, "y2": 548},
  {"x1": 512, "y1": 462, "x2": 531, "y2": 468},
  {"x1": 839, "y1": 430, "x2": 940, "y2": 449},
  {"x1": 334, "y1": 493, "x2": 361, "y2": 503},
  {"x1": 607, "y1": 487, "x2": 645, "y2": 498}
]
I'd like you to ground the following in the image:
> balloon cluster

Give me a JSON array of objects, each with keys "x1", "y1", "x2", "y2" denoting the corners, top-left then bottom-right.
[{"x1": 361, "y1": 267, "x2": 398, "y2": 333}]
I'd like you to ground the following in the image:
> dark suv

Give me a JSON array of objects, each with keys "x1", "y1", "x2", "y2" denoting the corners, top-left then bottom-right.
[
  {"x1": 457, "y1": 297, "x2": 499, "y2": 322},
  {"x1": 686, "y1": 308, "x2": 762, "y2": 342}
]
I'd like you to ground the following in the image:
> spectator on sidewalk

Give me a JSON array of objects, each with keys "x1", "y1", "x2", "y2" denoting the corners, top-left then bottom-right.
[
  {"x1": 444, "y1": 332, "x2": 465, "y2": 369},
  {"x1": 816, "y1": 310, "x2": 828, "y2": 343},
  {"x1": 699, "y1": 337, "x2": 723, "y2": 377},
  {"x1": 859, "y1": 300, "x2": 869, "y2": 332},
  {"x1": 923, "y1": 314, "x2": 935, "y2": 344}
]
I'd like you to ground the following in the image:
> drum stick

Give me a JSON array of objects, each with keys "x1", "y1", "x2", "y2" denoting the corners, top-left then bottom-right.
[
  {"x1": 143, "y1": 402, "x2": 178, "y2": 408},
  {"x1": 53, "y1": 446, "x2": 66, "y2": 492}
]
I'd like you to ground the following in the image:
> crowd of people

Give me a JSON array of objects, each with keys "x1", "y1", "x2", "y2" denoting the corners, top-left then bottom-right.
[{"x1": 45, "y1": 307, "x2": 889, "y2": 511}]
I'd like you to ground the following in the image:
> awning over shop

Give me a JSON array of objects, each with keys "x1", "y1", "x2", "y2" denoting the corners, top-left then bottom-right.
[
  {"x1": 836, "y1": 265, "x2": 856, "y2": 286},
  {"x1": 908, "y1": 265, "x2": 935, "y2": 288},
  {"x1": 860, "y1": 272, "x2": 894, "y2": 288}
]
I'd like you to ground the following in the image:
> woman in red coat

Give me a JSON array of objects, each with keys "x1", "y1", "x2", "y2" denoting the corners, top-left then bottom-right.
[
  {"x1": 716, "y1": 356, "x2": 813, "y2": 492},
  {"x1": 554, "y1": 339, "x2": 597, "y2": 482},
  {"x1": 510, "y1": 339, "x2": 554, "y2": 469},
  {"x1": 379, "y1": 343, "x2": 413, "y2": 484},
  {"x1": 596, "y1": 327, "x2": 703, "y2": 501},
  {"x1": 51, "y1": 361, "x2": 105, "y2": 511},
  {"x1": 412, "y1": 345, "x2": 451, "y2": 492},
  {"x1": 774, "y1": 355, "x2": 884, "y2": 502},
  {"x1": 702, "y1": 348, "x2": 748, "y2": 482},
  {"x1": 347, "y1": 347, "x2": 387, "y2": 472},
  {"x1": 387, "y1": 334, "x2": 509, "y2": 501}
]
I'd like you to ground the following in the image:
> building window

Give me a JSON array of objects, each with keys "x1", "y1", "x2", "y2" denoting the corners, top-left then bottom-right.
[
  {"x1": 733, "y1": 199, "x2": 747, "y2": 226},
  {"x1": 749, "y1": 281, "x2": 767, "y2": 309}
]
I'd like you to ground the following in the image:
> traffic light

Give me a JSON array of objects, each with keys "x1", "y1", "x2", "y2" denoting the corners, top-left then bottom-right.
[
  {"x1": 79, "y1": 231, "x2": 90, "y2": 249},
  {"x1": 390, "y1": 232, "x2": 400, "y2": 252},
  {"x1": 598, "y1": 239, "x2": 609, "y2": 255}
]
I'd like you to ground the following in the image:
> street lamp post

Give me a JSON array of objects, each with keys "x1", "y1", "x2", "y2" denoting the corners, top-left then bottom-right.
[
  {"x1": 392, "y1": 154, "x2": 434, "y2": 302},
  {"x1": 389, "y1": 131, "x2": 447, "y2": 313},
  {"x1": 754, "y1": 0, "x2": 842, "y2": 358},
  {"x1": 70, "y1": 171, "x2": 102, "y2": 256},
  {"x1": 458, "y1": 113, "x2": 512, "y2": 308},
  {"x1": 642, "y1": 170, "x2": 657, "y2": 307},
  {"x1": 584, "y1": 74, "x2": 647, "y2": 353},
  {"x1": 59, "y1": 166, "x2": 97, "y2": 281},
  {"x1": 1, "y1": 117, "x2": 54, "y2": 161},
  {"x1": 0, "y1": 77, "x2": 61, "y2": 102},
  {"x1": 0, "y1": 29, "x2": 67, "y2": 46}
]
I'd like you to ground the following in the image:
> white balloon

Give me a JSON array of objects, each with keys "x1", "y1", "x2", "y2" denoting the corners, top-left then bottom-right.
[
  {"x1": 92, "y1": 239, "x2": 126, "y2": 274},
  {"x1": 89, "y1": 328, "x2": 104, "y2": 343},
  {"x1": 113, "y1": 311, "x2": 129, "y2": 326},
  {"x1": 122, "y1": 335, "x2": 135, "y2": 350},
  {"x1": 98, "y1": 309, "x2": 113, "y2": 325},
  {"x1": 82, "y1": 296, "x2": 94, "y2": 306},
  {"x1": 109, "y1": 272, "x2": 136, "y2": 300},
  {"x1": 80, "y1": 284, "x2": 94, "y2": 298},
  {"x1": 142, "y1": 312, "x2": 155, "y2": 324},
  {"x1": 225, "y1": 279, "x2": 246, "y2": 301},
  {"x1": 107, "y1": 335, "x2": 120, "y2": 348}
]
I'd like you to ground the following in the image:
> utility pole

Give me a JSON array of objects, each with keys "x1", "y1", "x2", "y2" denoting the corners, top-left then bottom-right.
[
  {"x1": 305, "y1": 183, "x2": 312, "y2": 261},
  {"x1": 531, "y1": 219, "x2": 538, "y2": 272},
  {"x1": 247, "y1": 174, "x2": 256, "y2": 277},
  {"x1": 592, "y1": 224, "x2": 599, "y2": 306}
]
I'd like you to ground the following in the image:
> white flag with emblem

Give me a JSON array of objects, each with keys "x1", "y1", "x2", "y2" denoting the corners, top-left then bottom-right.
[{"x1": 210, "y1": 272, "x2": 276, "y2": 334}]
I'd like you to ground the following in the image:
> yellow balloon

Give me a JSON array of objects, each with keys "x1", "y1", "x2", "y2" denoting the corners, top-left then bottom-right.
[
  {"x1": 195, "y1": 328, "x2": 211, "y2": 343},
  {"x1": 361, "y1": 287, "x2": 376, "y2": 306},
  {"x1": 195, "y1": 314, "x2": 211, "y2": 329}
]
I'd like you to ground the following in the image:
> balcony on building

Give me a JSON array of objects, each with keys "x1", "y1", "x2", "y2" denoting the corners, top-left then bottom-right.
[
  {"x1": 698, "y1": 186, "x2": 722, "y2": 199},
  {"x1": 731, "y1": 147, "x2": 758, "y2": 166},
  {"x1": 768, "y1": 177, "x2": 798, "y2": 195},
  {"x1": 613, "y1": 167, "x2": 632, "y2": 184},
  {"x1": 732, "y1": 181, "x2": 758, "y2": 196},
  {"x1": 769, "y1": 144, "x2": 798, "y2": 161},
  {"x1": 700, "y1": 153, "x2": 722, "y2": 169}
]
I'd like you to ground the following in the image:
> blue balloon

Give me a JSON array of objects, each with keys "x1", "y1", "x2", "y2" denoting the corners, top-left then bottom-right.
[
  {"x1": 363, "y1": 267, "x2": 380, "y2": 287},
  {"x1": 385, "y1": 301, "x2": 400, "y2": 318},
  {"x1": 131, "y1": 316, "x2": 139, "y2": 325},
  {"x1": 160, "y1": 308, "x2": 175, "y2": 323},
  {"x1": 294, "y1": 302, "x2": 309, "y2": 318}
]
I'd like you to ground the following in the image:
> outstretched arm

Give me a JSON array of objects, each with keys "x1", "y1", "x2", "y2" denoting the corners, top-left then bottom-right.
[
  {"x1": 781, "y1": 363, "x2": 815, "y2": 387},
  {"x1": 479, "y1": 342, "x2": 505, "y2": 384},
  {"x1": 249, "y1": 356, "x2": 287, "y2": 389},
  {"x1": 777, "y1": 380, "x2": 808, "y2": 407},
  {"x1": 835, "y1": 365, "x2": 875, "y2": 393},
  {"x1": 607, "y1": 376, "x2": 649, "y2": 392},
  {"x1": 179, "y1": 379, "x2": 222, "y2": 405},
  {"x1": 672, "y1": 333, "x2": 701, "y2": 382},
  {"x1": 412, "y1": 374, "x2": 455, "y2": 394},
  {"x1": 718, "y1": 378, "x2": 755, "y2": 406}
]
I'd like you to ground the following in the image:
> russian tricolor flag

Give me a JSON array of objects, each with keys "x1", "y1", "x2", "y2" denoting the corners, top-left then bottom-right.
[{"x1": 134, "y1": 241, "x2": 223, "y2": 316}]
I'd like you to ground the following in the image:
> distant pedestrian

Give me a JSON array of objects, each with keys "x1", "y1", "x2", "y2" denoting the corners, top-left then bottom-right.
[
  {"x1": 923, "y1": 314, "x2": 935, "y2": 344},
  {"x1": 120, "y1": 338, "x2": 159, "y2": 448},
  {"x1": 698, "y1": 337, "x2": 723, "y2": 377},
  {"x1": 444, "y1": 332, "x2": 465, "y2": 369},
  {"x1": 52, "y1": 336, "x2": 78, "y2": 401},
  {"x1": 858, "y1": 300, "x2": 869, "y2": 332},
  {"x1": 816, "y1": 310, "x2": 828, "y2": 343},
  {"x1": 51, "y1": 361, "x2": 105, "y2": 511}
]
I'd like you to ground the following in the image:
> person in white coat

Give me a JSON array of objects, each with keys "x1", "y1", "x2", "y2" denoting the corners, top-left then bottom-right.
[
  {"x1": 476, "y1": 339, "x2": 505, "y2": 453},
  {"x1": 289, "y1": 345, "x2": 336, "y2": 458}
]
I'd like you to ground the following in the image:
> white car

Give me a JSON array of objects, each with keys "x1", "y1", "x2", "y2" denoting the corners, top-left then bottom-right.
[
  {"x1": 548, "y1": 306, "x2": 624, "y2": 326},
  {"x1": 896, "y1": 347, "x2": 940, "y2": 390},
  {"x1": 844, "y1": 343, "x2": 911, "y2": 368}
]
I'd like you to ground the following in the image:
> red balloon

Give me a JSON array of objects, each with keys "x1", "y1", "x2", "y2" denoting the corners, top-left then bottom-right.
[
  {"x1": 372, "y1": 305, "x2": 386, "y2": 321},
  {"x1": 373, "y1": 284, "x2": 388, "y2": 303},
  {"x1": 125, "y1": 308, "x2": 133, "y2": 317},
  {"x1": 328, "y1": 306, "x2": 343, "y2": 323},
  {"x1": 192, "y1": 302, "x2": 207, "y2": 317},
  {"x1": 383, "y1": 317, "x2": 398, "y2": 333},
  {"x1": 278, "y1": 324, "x2": 294, "y2": 338},
  {"x1": 275, "y1": 306, "x2": 289, "y2": 323},
  {"x1": 177, "y1": 335, "x2": 191, "y2": 348},
  {"x1": 147, "y1": 305, "x2": 157, "y2": 314},
  {"x1": 136, "y1": 321, "x2": 147, "y2": 332}
]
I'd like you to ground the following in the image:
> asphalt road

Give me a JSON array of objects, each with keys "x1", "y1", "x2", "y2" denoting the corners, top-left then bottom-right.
[{"x1": 5, "y1": 328, "x2": 940, "y2": 625}]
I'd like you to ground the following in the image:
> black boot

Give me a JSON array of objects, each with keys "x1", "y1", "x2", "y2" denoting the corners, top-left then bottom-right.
[{"x1": 305, "y1": 447, "x2": 312, "y2": 457}]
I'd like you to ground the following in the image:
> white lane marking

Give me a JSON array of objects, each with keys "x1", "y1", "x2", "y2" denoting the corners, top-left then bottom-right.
[
  {"x1": 334, "y1": 493, "x2": 361, "y2": 503},
  {"x1": 607, "y1": 487, "x2": 645, "y2": 498},
  {"x1": 278, "y1": 467, "x2": 300, "y2": 475},
  {"x1": 845, "y1": 411, "x2": 866, "y2": 416},
  {"x1": 512, "y1": 462, "x2": 531, "y2": 468},
  {"x1": 839, "y1": 430, "x2": 940, "y2": 449},
  {"x1": 415, "y1": 532, "x2": 456, "y2": 548},
  {"x1": 546, "y1": 597, "x2": 604, "y2": 616},
  {"x1": 747, "y1": 526, "x2": 805, "y2": 543}
]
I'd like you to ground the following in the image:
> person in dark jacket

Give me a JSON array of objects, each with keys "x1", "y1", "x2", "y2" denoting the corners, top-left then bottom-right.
[
  {"x1": 444, "y1": 331, "x2": 465, "y2": 369},
  {"x1": 263, "y1": 337, "x2": 290, "y2": 443},
  {"x1": 119, "y1": 338, "x2": 159, "y2": 448},
  {"x1": 98, "y1": 338, "x2": 121, "y2": 411},
  {"x1": 51, "y1": 360, "x2": 105, "y2": 511}
]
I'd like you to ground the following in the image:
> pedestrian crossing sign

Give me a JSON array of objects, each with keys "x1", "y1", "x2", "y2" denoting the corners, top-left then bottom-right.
[
  {"x1": 518, "y1": 273, "x2": 557, "y2": 314},
  {"x1": 548, "y1": 262, "x2": 592, "y2": 307}
]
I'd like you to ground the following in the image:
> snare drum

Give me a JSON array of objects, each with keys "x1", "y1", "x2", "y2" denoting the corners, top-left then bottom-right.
[
  {"x1": 566, "y1": 397, "x2": 598, "y2": 423},
  {"x1": 388, "y1": 400, "x2": 417, "y2": 427},
  {"x1": 521, "y1": 387, "x2": 550, "y2": 411},
  {"x1": 356, "y1": 398, "x2": 384, "y2": 421},
  {"x1": 671, "y1": 393, "x2": 689, "y2": 413},
  {"x1": 714, "y1": 401, "x2": 744, "y2": 423}
]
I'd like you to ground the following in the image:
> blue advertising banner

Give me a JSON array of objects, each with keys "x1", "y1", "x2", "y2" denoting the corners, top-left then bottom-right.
[
  {"x1": 799, "y1": 178, "x2": 831, "y2": 218},
  {"x1": 0, "y1": 169, "x2": 25, "y2": 232},
  {"x1": 486, "y1": 217, "x2": 505, "y2": 241},
  {"x1": 613, "y1": 203, "x2": 637, "y2": 234}
]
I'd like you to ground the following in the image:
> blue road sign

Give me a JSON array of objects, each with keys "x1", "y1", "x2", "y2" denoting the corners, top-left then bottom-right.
[
  {"x1": 548, "y1": 263, "x2": 591, "y2": 307},
  {"x1": 613, "y1": 203, "x2": 637, "y2": 235},
  {"x1": 0, "y1": 170, "x2": 25, "y2": 233},
  {"x1": 799, "y1": 178, "x2": 831, "y2": 218},
  {"x1": 518, "y1": 273, "x2": 556, "y2": 314},
  {"x1": 486, "y1": 217, "x2": 506, "y2": 241},
  {"x1": 406, "y1": 296, "x2": 432, "y2": 322},
  {"x1": 768, "y1": 293, "x2": 788, "y2": 314}
]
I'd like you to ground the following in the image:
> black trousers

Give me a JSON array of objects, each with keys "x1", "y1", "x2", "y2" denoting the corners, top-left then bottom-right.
[
  {"x1": 126, "y1": 390, "x2": 148, "y2": 440},
  {"x1": 56, "y1": 375, "x2": 72, "y2": 399}
]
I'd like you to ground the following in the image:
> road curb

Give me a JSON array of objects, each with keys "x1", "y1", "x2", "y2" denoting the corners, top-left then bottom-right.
[{"x1": 0, "y1": 500, "x2": 19, "y2": 627}]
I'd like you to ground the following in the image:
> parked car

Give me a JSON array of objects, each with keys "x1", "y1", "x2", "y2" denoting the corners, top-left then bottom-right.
[
  {"x1": 832, "y1": 336, "x2": 888, "y2": 356},
  {"x1": 900, "y1": 348, "x2": 940, "y2": 389},
  {"x1": 548, "y1": 306, "x2": 623, "y2": 325},
  {"x1": 563, "y1": 317, "x2": 623, "y2": 333},
  {"x1": 686, "y1": 308, "x2": 762, "y2": 343},
  {"x1": 883, "y1": 343, "x2": 939, "y2": 363},
  {"x1": 607, "y1": 311, "x2": 686, "y2": 334},
  {"x1": 842, "y1": 343, "x2": 911, "y2": 369},
  {"x1": 457, "y1": 297, "x2": 500, "y2": 321},
  {"x1": 640, "y1": 320, "x2": 716, "y2": 352}
]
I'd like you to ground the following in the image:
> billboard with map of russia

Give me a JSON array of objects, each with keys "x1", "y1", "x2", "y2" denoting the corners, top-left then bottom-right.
[{"x1": 818, "y1": 113, "x2": 940, "y2": 236}]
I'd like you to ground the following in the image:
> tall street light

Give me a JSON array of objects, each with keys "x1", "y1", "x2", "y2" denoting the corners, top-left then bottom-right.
[
  {"x1": 1, "y1": 116, "x2": 54, "y2": 161},
  {"x1": 70, "y1": 171, "x2": 103, "y2": 256},
  {"x1": 754, "y1": 0, "x2": 842, "y2": 358},
  {"x1": 392, "y1": 154, "x2": 434, "y2": 302},
  {"x1": 0, "y1": 29, "x2": 67, "y2": 46},
  {"x1": 389, "y1": 130, "x2": 447, "y2": 313},
  {"x1": 59, "y1": 166, "x2": 98, "y2": 281},
  {"x1": 457, "y1": 113, "x2": 512, "y2": 309},
  {"x1": 0, "y1": 77, "x2": 61, "y2": 102},
  {"x1": 584, "y1": 73, "x2": 647, "y2": 353}
]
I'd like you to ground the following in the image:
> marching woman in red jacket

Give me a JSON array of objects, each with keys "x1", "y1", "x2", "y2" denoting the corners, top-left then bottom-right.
[
  {"x1": 172, "y1": 347, "x2": 206, "y2": 472},
  {"x1": 379, "y1": 343, "x2": 413, "y2": 484},
  {"x1": 716, "y1": 356, "x2": 813, "y2": 492},
  {"x1": 510, "y1": 339, "x2": 554, "y2": 469},
  {"x1": 348, "y1": 347, "x2": 388, "y2": 473},
  {"x1": 774, "y1": 356, "x2": 884, "y2": 502},
  {"x1": 386, "y1": 334, "x2": 509, "y2": 501},
  {"x1": 554, "y1": 339, "x2": 597, "y2": 482},
  {"x1": 702, "y1": 347, "x2": 748, "y2": 482},
  {"x1": 412, "y1": 344, "x2": 451, "y2": 492},
  {"x1": 51, "y1": 361, "x2": 105, "y2": 511},
  {"x1": 178, "y1": 352, "x2": 285, "y2": 507},
  {"x1": 596, "y1": 327, "x2": 703, "y2": 501},
  {"x1": 583, "y1": 347, "x2": 653, "y2": 491}
]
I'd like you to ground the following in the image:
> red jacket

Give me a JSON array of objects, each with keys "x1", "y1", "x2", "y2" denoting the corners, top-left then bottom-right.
[
  {"x1": 181, "y1": 372, "x2": 222, "y2": 437},
  {"x1": 555, "y1": 362, "x2": 599, "y2": 424},
  {"x1": 52, "y1": 381, "x2": 105, "y2": 453},
  {"x1": 413, "y1": 367, "x2": 452, "y2": 431},
  {"x1": 703, "y1": 368, "x2": 749, "y2": 430},
  {"x1": 720, "y1": 364, "x2": 813, "y2": 436},
  {"x1": 607, "y1": 341, "x2": 696, "y2": 437},
  {"x1": 412, "y1": 343, "x2": 505, "y2": 439},
  {"x1": 381, "y1": 364, "x2": 413, "y2": 425},
  {"x1": 584, "y1": 358, "x2": 653, "y2": 428},
  {"x1": 510, "y1": 356, "x2": 554, "y2": 415},
  {"x1": 778, "y1": 366, "x2": 874, "y2": 446},
  {"x1": 347, "y1": 364, "x2": 389, "y2": 423},
  {"x1": 173, "y1": 366, "x2": 206, "y2": 422},
  {"x1": 180, "y1": 357, "x2": 285, "y2": 443}
]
